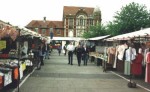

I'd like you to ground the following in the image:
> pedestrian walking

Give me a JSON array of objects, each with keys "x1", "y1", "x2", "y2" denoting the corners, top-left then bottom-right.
[
  {"x1": 63, "y1": 44, "x2": 67, "y2": 56},
  {"x1": 82, "y1": 45, "x2": 89, "y2": 66},
  {"x1": 67, "y1": 42, "x2": 75, "y2": 65},
  {"x1": 76, "y1": 44, "x2": 83, "y2": 66},
  {"x1": 45, "y1": 44, "x2": 50, "y2": 59},
  {"x1": 57, "y1": 44, "x2": 62, "y2": 56}
]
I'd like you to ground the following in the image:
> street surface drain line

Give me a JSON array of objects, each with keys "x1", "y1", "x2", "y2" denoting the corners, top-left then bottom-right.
[
  {"x1": 110, "y1": 71, "x2": 150, "y2": 92},
  {"x1": 12, "y1": 67, "x2": 36, "y2": 92}
]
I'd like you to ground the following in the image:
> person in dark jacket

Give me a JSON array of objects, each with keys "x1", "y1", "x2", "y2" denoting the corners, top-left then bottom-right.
[
  {"x1": 63, "y1": 44, "x2": 67, "y2": 56},
  {"x1": 76, "y1": 44, "x2": 83, "y2": 66},
  {"x1": 82, "y1": 45, "x2": 89, "y2": 66},
  {"x1": 38, "y1": 43, "x2": 46, "y2": 65},
  {"x1": 57, "y1": 44, "x2": 62, "y2": 56}
]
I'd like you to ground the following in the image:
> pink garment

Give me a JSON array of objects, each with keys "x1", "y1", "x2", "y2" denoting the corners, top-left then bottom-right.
[
  {"x1": 145, "y1": 52, "x2": 150, "y2": 83},
  {"x1": 146, "y1": 52, "x2": 150, "y2": 63},
  {"x1": 107, "y1": 47, "x2": 116, "y2": 64}
]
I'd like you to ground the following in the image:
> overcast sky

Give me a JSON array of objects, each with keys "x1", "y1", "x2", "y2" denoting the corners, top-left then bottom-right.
[{"x1": 0, "y1": 0, "x2": 150, "y2": 27}]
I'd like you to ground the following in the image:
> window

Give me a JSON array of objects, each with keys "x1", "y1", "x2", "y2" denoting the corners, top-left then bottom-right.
[
  {"x1": 56, "y1": 29, "x2": 61, "y2": 35},
  {"x1": 69, "y1": 18, "x2": 73, "y2": 29},
  {"x1": 34, "y1": 28, "x2": 38, "y2": 32},
  {"x1": 76, "y1": 14, "x2": 87, "y2": 26},
  {"x1": 50, "y1": 28, "x2": 53, "y2": 33},
  {"x1": 42, "y1": 29, "x2": 46, "y2": 35},
  {"x1": 76, "y1": 19, "x2": 79, "y2": 26},
  {"x1": 89, "y1": 19, "x2": 93, "y2": 25},
  {"x1": 80, "y1": 16, "x2": 83, "y2": 26}
]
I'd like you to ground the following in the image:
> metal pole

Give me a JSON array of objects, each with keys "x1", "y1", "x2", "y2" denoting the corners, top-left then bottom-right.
[{"x1": 17, "y1": 28, "x2": 21, "y2": 92}]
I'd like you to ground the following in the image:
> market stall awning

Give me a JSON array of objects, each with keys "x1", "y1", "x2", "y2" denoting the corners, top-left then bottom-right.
[
  {"x1": 20, "y1": 27, "x2": 41, "y2": 37},
  {"x1": 46, "y1": 37, "x2": 85, "y2": 41},
  {"x1": 0, "y1": 25, "x2": 18, "y2": 41},
  {"x1": 106, "y1": 28, "x2": 150, "y2": 41},
  {"x1": 88, "y1": 35, "x2": 110, "y2": 40}
]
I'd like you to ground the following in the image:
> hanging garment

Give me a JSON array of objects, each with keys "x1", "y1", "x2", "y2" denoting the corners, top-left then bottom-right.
[
  {"x1": 144, "y1": 48, "x2": 149, "y2": 65},
  {"x1": 145, "y1": 52, "x2": 150, "y2": 83},
  {"x1": 0, "y1": 73, "x2": 4, "y2": 89},
  {"x1": 116, "y1": 44, "x2": 128, "y2": 72},
  {"x1": 107, "y1": 47, "x2": 116, "y2": 65},
  {"x1": 131, "y1": 53, "x2": 143, "y2": 75},
  {"x1": 117, "y1": 45, "x2": 126, "y2": 61},
  {"x1": 113, "y1": 46, "x2": 119, "y2": 68},
  {"x1": 124, "y1": 47, "x2": 131, "y2": 75},
  {"x1": 4, "y1": 70, "x2": 12, "y2": 86}
]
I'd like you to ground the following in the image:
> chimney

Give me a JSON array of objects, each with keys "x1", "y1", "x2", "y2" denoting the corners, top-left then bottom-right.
[{"x1": 43, "y1": 17, "x2": 46, "y2": 22}]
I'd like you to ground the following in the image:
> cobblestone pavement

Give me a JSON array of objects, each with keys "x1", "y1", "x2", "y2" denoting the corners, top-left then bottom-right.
[{"x1": 16, "y1": 50, "x2": 149, "y2": 92}]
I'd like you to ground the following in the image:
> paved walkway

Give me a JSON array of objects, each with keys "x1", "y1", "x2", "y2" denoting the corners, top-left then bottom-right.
[{"x1": 16, "y1": 50, "x2": 149, "y2": 92}]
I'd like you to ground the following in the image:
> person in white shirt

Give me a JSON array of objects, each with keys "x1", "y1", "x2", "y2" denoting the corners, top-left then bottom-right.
[{"x1": 67, "y1": 42, "x2": 75, "y2": 65}]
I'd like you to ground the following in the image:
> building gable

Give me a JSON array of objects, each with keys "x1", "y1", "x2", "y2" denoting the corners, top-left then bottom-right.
[{"x1": 63, "y1": 6, "x2": 94, "y2": 17}]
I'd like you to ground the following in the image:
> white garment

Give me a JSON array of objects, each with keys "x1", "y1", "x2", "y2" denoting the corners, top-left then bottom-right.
[
  {"x1": 131, "y1": 48, "x2": 136, "y2": 60},
  {"x1": 125, "y1": 47, "x2": 132, "y2": 62},
  {"x1": 21, "y1": 46, "x2": 28, "y2": 58},
  {"x1": 84, "y1": 48, "x2": 86, "y2": 51},
  {"x1": 19, "y1": 63, "x2": 23, "y2": 79},
  {"x1": 125, "y1": 47, "x2": 136, "y2": 62},
  {"x1": 4, "y1": 71, "x2": 12, "y2": 86},
  {"x1": 117, "y1": 44, "x2": 127, "y2": 60}
]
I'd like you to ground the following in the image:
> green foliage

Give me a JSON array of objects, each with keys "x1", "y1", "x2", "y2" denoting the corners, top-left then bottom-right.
[
  {"x1": 111, "y1": 2, "x2": 150, "y2": 35},
  {"x1": 82, "y1": 23, "x2": 107, "y2": 39},
  {"x1": 83, "y1": 2, "x2": 150, "y2": 38},
  {"x1": 106, "y1": 22, "x2": 120, "y2": 36}
]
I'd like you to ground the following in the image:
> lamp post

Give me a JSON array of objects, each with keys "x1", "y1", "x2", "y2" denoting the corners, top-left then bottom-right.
[{"x1": 16, "y1": 27, "x2": 21, "y2": 92}]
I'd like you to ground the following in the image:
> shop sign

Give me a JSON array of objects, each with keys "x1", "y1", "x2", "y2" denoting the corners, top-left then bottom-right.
[{"x1": 0, "y1": 40, "x2": 6, "y2": 50}]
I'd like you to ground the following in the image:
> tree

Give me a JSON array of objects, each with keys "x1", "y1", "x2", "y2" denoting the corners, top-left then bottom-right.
[
  {"x1": 107, "y1": 2, "x2": 150, "y2": 35},
  {"x1": 106, "y1": 21, "x2": 120, "y2": 36},
  {"x1": 82, "y1": 23, "x2": 107, "y2": 39}
]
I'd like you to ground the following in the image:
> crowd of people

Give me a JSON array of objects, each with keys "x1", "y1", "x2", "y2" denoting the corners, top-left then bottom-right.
[
  {"x1": 63, "y1": 42, "x2": 90, "y2": 66},
  {"x1": 24, "y1": 41, "x2": 92, "y2": 69}
]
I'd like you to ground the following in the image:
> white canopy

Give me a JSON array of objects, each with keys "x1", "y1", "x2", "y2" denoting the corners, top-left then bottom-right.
[
  {"x1": 106, "y1": 28, "x2": 150, "y2": 41},
  {"x1": 50, "y1": 37, "x2": 85, "y2": 41},
  {"x1": 20, "y1": 27, "x2": 41, "y2": 37},
  {"x1": 88, "y1": 35, "x2": 110, "y2": 40}
]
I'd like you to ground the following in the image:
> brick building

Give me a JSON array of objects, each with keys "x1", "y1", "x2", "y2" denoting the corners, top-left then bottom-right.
[{"x1": 26, "y1": 6, "x2": 101, "y2": 37}]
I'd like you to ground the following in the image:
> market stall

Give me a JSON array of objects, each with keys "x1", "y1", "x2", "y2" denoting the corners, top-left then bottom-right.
[
  {"x1": 87, "y1": 35, "x2": 111, "y2": 67},
  {"x1": 0, "y1": 22, "x2": 20, "y2": 89},
  {"x1": 0, "y1": 21, "x2": 44, "y2": 90},
  {"x1": 105, "y1": 27, "x2": 150, "y2": 83}
]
